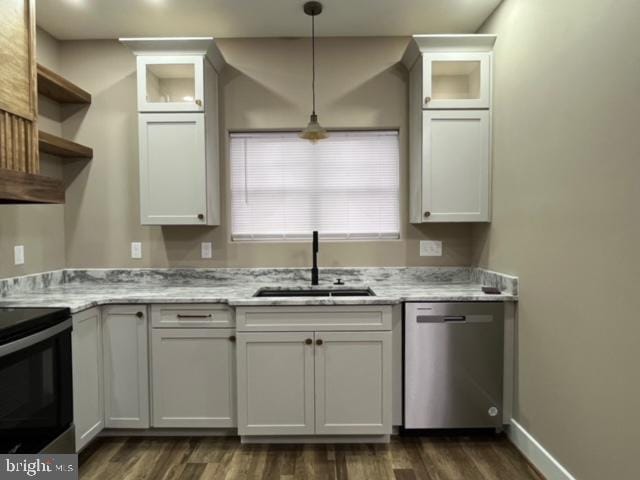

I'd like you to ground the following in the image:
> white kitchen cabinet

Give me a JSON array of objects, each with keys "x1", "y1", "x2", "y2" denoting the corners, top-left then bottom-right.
[
  {"x1": 314, "y1": 331, "x2": 391, "y2": 435},
  {"x1": 71, "y1": 308, "x2": 103, "y2": 451},
  {"x1": 136, "y1": 55, "x2": 204, "y2": 112},
  {"x1": 151, "y1": 328, "x2": 236, "y2": 428},
  {"x1": 138, "y1": 112, "x2": 220, "y2": 225},
  {"x1": 404, "y1": 34, "x2": 496, "y2": 224},
  {"x1": 422, "y1": 52, "x2": 491, "y2": 109},
  {"x1": 419, "y1": 110, "x2": 490, "y2": 222},
  {"x1": 236, "y1": 332, "x2": 315, "y2": 436},
  {"x1": 122, "y1": 38, "x2": 224, "y2": 226},
  {"x1": 236, "y1": 307, "x2": 393, "y2": 437},
  {"x1": 102, "y1": 306, "x2": 149, "y2": 429}
]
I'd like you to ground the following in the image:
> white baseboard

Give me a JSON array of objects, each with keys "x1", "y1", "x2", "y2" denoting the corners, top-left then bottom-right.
[{"x1": 508, "y1": 419, "x2": 576, "y2": 480}]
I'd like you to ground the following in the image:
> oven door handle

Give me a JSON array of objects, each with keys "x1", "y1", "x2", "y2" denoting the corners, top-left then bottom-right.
[{"x1": 0, "y1": 319, "x2": 72, "y2": 358}]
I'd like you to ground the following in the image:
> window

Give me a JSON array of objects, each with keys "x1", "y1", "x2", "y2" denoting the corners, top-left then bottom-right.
[{"x1": 230, "y1": 131, "x2": 400, "y2": 241}]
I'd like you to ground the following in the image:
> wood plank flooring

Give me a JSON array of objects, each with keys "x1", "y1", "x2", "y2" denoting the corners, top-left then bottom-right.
[{"x1": 79, "y1": 434, "x2": 543, "y2": 480}]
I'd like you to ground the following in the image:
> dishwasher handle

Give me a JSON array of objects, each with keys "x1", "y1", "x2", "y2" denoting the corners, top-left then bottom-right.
[
  {"x1": 416, "y1": 314, "x2": 494, "y2": 324},
  {"x1": 417, "y1": 315, "x2": 466, "y2": 323}
]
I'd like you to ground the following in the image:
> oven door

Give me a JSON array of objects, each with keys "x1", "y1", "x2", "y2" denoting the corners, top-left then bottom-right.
[{"x1": 0, "y1": 319, "x2": 73, "y2": 453}]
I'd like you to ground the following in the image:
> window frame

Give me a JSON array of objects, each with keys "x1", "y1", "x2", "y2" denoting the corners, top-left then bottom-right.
[{"x1": 227, "y1": 129, "x2": 402, "y2": 243}]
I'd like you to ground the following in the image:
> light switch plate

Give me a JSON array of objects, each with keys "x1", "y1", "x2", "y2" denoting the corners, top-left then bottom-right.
[
  {"x1": 14, "y1": 245, "x2": 25, "y2": 265},
  {"x1": 131, "y1": 242, "x2": 142, "y2": 259},
  {"x1": 201, "y1": 242, "x2": 212, "y2": 259},
  {"x1": 420, "y1": 240, "x2": 442, "y2": 257}
]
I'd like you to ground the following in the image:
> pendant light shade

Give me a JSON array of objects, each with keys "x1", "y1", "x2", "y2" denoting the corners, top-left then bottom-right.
[
  {"x1": 301, "y1": 113, "x2": 328, "y2": 141},
  {"x1": 300, "y1": 1, "x2": 328, "y2": 142}
]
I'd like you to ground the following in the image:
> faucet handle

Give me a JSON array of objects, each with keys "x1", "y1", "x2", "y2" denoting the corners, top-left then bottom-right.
[{"x1": 334, "y1": 278, "x2": 345, "y2": 285}]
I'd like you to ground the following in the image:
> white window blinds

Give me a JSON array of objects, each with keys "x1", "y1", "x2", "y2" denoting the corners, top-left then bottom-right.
[{"x1": 230, "y1": 131, "x2": 400, "y2": 241}]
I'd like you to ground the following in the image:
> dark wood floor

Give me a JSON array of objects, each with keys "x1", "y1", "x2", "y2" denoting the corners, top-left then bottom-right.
[{"x1": 79, "y1": 434, "x2": 543, "y2": 480}]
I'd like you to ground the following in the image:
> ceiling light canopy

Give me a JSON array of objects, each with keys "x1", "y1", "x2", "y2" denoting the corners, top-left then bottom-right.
[{"x1": 299, "y1": 1, "x2": 328, "y2": 142}]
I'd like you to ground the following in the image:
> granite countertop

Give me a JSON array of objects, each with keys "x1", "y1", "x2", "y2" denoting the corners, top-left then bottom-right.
[{"x1": 0, "y1": 267, "x2": 518, "y2": 314}]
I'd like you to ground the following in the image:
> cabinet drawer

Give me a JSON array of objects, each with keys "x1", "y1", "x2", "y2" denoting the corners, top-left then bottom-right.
[
  {"x1": 236, "y1": 306, "x2": 392, "y2": 332},
  {"x1": 151, "y1": 304, "x2": 233, "y2": 328}
]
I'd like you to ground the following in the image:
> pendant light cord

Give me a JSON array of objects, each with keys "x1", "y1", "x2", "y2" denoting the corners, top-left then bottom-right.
[{"x1": 311, "y1": 14, "x2": 316, "y2": 115}]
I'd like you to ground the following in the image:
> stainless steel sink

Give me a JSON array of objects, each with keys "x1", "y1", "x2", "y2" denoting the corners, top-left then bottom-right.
[{"x1": 253, "y1": 287, "x2": 376, "y2": 297}]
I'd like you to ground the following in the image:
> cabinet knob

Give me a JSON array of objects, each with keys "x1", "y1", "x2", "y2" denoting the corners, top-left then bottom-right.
[
  {"x1": 197, "y1": 214, "x2": 204, "y2": 220},
  {"x1": 305, "y1": 338, "x2": 313, "y2": 345},
  {"x1": 424, "y1": 96, "x2": 431, "y2": 104},
  {"x1": 195, "y1": 99, "x2": 202, "y2": 106},
  {"x1": 424, "y1": 211, "x2": 431, "y2": 218},
  {"x1": 316, "y1": 339, "x2": 323, "y2": 346},
  {"x1": 136, "y1": 311, "x2": 144, "y2": 318},
  {"x1": 228, "y1": 335, "x2": 236, "y2": 342}
]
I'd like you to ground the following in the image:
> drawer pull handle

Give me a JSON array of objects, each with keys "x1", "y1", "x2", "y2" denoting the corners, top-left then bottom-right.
[
  {"x1": 229, "y1": 335, "x2": 236, "y2": 342},
  {"x1": 305, "y1": 338, "x2": 313, "y2": 345},
  {"x1": 176, "y1": 314, "x2": 212, "y2": 319},
  {"x1": 136, "y1": 311, "x2": 144, "y2": 318},
  {"x1": 316, "y1": 339, "x2": 323, "y2": 346}
]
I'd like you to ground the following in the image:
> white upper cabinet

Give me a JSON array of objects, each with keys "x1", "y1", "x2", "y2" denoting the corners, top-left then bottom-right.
[
  {"x1": 121, "y1": 37, "x2": 225, "y2": 226},
  {"x1": 138, "y1": 113, "x2": 210, "y2": 225},
  {"x1": 404, "y1": 35, "x2": 496, "y2": 224},
  {"x1": 137, "y1": 55, "x2": 204, "y2": 112},
  {"x1": 422, "y1": 52, "x2": 491, "y2": 109},
  {"x1": 422, "y1": 110, "x2": 490, "y2": 222}
]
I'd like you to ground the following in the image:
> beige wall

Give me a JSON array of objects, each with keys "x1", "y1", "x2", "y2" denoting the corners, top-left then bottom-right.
[
  {"x1": 58, "y1": 37, "x2": 472, "y2": 268},
  {"x1": 0, "y1": 28, "x2": 66, "y2": 278},
  {"x1": 475, "y1": 1, "x2": 640, "y2": 479}
]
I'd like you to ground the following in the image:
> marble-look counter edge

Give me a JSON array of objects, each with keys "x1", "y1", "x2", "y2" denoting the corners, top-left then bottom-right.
[{"x1": 0, "y1": 292, "x2": 517, "y2": 314}]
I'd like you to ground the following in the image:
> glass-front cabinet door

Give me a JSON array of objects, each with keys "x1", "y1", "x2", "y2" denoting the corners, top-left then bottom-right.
[
  {"x1": 137, "y1": 55, "x2": 204, "y2": 112},
  {"x1": 422, "y1": 52, "x2": 490, "y2": 109}
]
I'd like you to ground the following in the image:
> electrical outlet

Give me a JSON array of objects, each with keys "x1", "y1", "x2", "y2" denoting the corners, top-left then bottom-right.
[
  {"x1": 14, "y1": 245, "x2": 25, "y2": 265},
  {"x1": 420, "y1": 240, "x2": 442, "y2": 257},
  {"x1": 201, "y1": 242, "x2": 213, "y2": 259},
  {"x1": 131, "y1": 242, "x2": 142, "y2": 259}
]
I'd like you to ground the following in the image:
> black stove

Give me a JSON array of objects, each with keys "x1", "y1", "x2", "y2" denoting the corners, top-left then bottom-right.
[
  {"x1": 0, "y1": 307, "x2": 74, "y2": 453},
  {"x1": 0, "y1": 307, "x2": 71, "y2": 346}
]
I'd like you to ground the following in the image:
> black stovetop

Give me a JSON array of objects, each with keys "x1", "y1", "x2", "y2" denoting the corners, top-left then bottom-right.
[{"x1": 0, "y1": 307, "x2": 71, "y2": 346}]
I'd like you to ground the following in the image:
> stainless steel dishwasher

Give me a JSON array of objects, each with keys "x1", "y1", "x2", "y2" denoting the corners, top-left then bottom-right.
[{"x1": 404, "y1": 302, "x2": 504, "y2": 429}]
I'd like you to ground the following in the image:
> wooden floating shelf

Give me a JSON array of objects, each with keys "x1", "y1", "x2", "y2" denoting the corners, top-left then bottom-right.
[
  {"x1": 39, "y1": 131, "x2": 93, "y2": 159},
  {"x1": 37, "y1": 63, "x2": 91, "y2": 104},
  {"x1": 0, "y1": 168, "x2": 64, "y2": 204}
]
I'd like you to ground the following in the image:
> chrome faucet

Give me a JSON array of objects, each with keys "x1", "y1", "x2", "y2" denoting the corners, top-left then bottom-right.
[{"x1": 311, "y1": 230, "x2": 319, "y2": 285}]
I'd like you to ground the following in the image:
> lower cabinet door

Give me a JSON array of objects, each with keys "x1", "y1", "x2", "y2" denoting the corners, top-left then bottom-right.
[
  {"x1": 102, "y1": 306, "x2": 150, "y2": 428},
  {"x1": 71, "y1": 308, "x2": 104, "y2": 451},
  {"x1": 314, "y1": 331, "x2": 392, "y2": 435},
  {"x1": 151, "y1": 328, "x2": 236, "y2": 428},
  {"x1": 237, "y1": 332, "x2": 315, "y2": 435}
]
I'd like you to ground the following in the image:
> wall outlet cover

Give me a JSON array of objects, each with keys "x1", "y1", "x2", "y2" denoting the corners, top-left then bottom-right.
[
  {"x1": 14, "y1": 245, "x2": 25, "y2": 265},
  {"x1": 420, "y1": 240, "x2": 442, "y2": 257},
  {"x1": 201, "y1": 242, "x2": 213, "y2": 259},
  {"x1": 131, "y1": 242, "x2": 142, "y2": 259}
]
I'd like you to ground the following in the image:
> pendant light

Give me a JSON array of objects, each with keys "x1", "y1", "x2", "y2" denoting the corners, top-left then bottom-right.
[{"x1": 300, "y1": 1, "x2": 328, "y2": 141}]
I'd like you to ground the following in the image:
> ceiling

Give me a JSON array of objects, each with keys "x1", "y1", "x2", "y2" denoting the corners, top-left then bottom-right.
[{"x1": 36, "y1": 0, "x2": 502, "y2": 40}]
